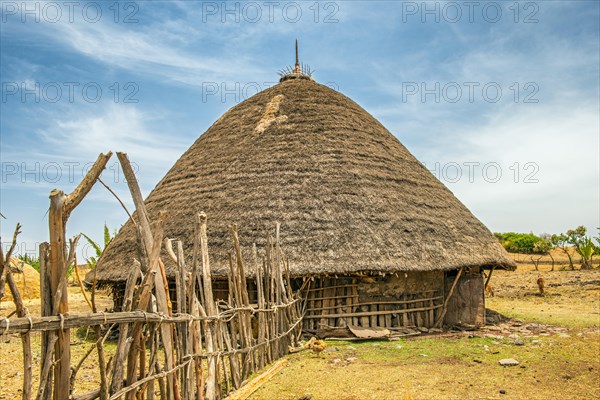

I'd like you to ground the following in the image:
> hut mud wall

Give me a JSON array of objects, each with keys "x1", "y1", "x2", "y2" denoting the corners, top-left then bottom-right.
[
  {"x1": 301, "y1": 271, "x2": 445, "y2": 331},
  {"x1": 109, "y1": 268, "x2": 485, "y2": 331}
]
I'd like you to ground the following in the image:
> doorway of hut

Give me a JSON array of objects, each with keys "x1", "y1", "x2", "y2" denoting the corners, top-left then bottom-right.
[{"x1": 443, "y1": 268, "x2": 486, "y2": 327}]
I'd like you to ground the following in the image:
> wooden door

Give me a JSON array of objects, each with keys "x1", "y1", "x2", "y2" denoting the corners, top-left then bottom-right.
[{"x1": 443, "y1": 270, "x2": 485, "y2": 326}]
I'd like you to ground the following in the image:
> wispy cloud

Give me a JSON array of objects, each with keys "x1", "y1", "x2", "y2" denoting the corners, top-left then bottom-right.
[{"x1": 2, "y1": 103, "x2": 188, "y2": 195}]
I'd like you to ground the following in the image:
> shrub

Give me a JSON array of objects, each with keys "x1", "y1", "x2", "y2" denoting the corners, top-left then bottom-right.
[{"x1": 494, "y1": 232, "x2": 544, "y2": 254}]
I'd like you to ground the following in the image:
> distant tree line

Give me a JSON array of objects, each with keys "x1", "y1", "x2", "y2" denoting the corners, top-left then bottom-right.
[{"x1": 494, "y1": 226, "x2": 600, "y2": 270}]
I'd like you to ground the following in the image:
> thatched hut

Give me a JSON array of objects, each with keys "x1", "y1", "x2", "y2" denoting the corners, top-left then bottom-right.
[{"x1": 89, "y1": 63, "x2": 514, "y2": 330}]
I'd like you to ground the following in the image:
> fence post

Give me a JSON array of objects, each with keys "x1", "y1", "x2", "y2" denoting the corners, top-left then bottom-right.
[
  {"x1": 48, "y1": 190, "x2": 70, "y2": 400},
  {"x1": 39, "y1": 242, "x2": 53, "y2": 400},
  {"x1": 197, "y1": 213, "x2": 219, "y2": 400}
]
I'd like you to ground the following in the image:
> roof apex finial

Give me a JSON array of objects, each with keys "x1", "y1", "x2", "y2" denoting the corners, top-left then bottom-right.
[
  {"x1": 294, "y1": 39, "x2": 301, "y2": 74},
  {"x1": 278, "y1": 40, "x2": 313, "y2": 82}
]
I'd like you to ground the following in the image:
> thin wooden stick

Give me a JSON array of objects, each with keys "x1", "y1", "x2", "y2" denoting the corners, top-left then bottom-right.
[
  {"x1": 117, "y1": 152, "x2": 151, "y2": 271},
  {"x1": 196, "y1": 212, "x2": 218, "y2": 400},
  {"x1": 70, "y1": 343, "x2": 96, "y2": 392},
  {"x1": 95, "y1": 322, "x2": 113, "y2": 400},
  {"x1": 303, "y1": 305, "x2": 443, "y2": 319},
  {"x1": 6, "y1": 269, "x2": 33, "y2": 400},
  {"x1": 38, "y1": 243, "x2": 53, "y2": 400},
  {"x1": 305, "y1": 296, "x2": 444, "y2": 312},
  {"x1": 74, "y1": 261, "x2": 93, "y2": 311},
  {"x1": 97, "y1": 177, "x2": 135, "y2": 224},
  {"x1": 225, "y1": 359, "x2": 288, "y2": 400},
  {"x1": 108, "y1": 359, "x2": 194, "y2": 400},
  {"x1": 36, "y1": 333, "x2": 58, "y2": 400},
  {"x1": 125, "y1": 213, "x2": 166, "y2": 399},
  {"x1": 110, "y1": 265, "x2": 141, "y2": 395}
]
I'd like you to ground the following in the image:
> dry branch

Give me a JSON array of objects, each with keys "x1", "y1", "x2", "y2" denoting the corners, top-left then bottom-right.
[
  {"x1": 0, "y1": 222, "x2": 22, "y2": 300},
  {"x1": 7, "y1": 268, "x2": 33, "y2": 400},
  {"x1": 97, "y1": 177, "x2": 135, "y2": 224}
]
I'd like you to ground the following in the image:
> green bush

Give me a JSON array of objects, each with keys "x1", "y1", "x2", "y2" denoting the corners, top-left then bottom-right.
[{"x1": 494, "y1": 232, "x2": 545, "y2": 254}]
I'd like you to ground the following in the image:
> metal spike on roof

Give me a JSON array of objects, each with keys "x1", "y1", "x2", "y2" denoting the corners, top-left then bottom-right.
[
  {"x1": 279, "y1": 40, "x2": 313, "y2": 82},
  {"x1": 294, "y1": 39, "x2": 301, "y2": 74}
]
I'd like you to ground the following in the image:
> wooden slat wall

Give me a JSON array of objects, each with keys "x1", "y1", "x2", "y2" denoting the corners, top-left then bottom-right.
[{"x1": 301, "y1": 276, "x2": 444, "y2": 330}]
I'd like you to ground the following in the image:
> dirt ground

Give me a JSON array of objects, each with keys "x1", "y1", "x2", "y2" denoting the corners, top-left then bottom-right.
[
  {"x1": 1, "y1": 263, "x2": 598, "y2": 399},
  {"x1": 0, "y1": 285, "x2": 114, "y2": 399}
]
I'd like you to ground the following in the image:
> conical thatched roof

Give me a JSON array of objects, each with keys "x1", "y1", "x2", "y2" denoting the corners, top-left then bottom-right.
[{"x1": 91, "y1": 78, "x2": 514, "y2": 284}]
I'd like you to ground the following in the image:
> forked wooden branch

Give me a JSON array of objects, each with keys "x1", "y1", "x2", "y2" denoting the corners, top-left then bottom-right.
[{"x1": 48, "y1": 151, "x2": 111, "y2": 400}]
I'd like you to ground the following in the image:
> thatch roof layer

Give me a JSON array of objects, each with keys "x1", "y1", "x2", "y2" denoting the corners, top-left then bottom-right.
[{"x1": 91, "y1": 79, "x2": 515, "y2": 283}]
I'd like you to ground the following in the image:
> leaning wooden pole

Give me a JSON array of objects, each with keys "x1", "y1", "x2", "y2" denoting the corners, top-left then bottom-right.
[
  {"x1": 484, "y1": 265, "x2": 496, "y2": 289},
  {"x1": 117, "y1": 152, "x2": 178, "y2": 400},
  {"x1": 48, "y1": 152, "x2": 111, "y2": 400},
  {"x1": 0, "y1": 222, "x2": 21, "y2": 300}
]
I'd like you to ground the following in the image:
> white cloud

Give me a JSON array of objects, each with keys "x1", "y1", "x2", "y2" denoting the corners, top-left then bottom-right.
[{"x1": 2, "y1": 103, "x2": 188, "y2": 194}]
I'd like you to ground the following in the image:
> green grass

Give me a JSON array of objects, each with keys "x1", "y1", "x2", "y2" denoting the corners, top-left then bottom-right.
[{"x1": 249, "y1": 334, "x2": 600, "y2": 400}]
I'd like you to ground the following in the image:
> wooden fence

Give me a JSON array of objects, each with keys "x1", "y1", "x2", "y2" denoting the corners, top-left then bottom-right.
[{"x1": 0, "y1": 152, "x2": 302, "y2": 400}]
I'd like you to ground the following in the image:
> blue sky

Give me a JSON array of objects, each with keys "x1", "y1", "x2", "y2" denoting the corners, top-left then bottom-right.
[{"x1": 1, "y1": 0, "x2": 599, "y2": 259}]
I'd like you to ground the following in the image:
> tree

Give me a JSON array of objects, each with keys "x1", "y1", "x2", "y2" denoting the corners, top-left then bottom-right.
[
  {"x1": 565, "y1": 226, "x2": 597, "y2": 270},
  {"x1": 550, "y1": 233, "x2": 575, "y2": 270},
  {"x1": 575, "y1": 237, "x2": 596, "y2": 269}
]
